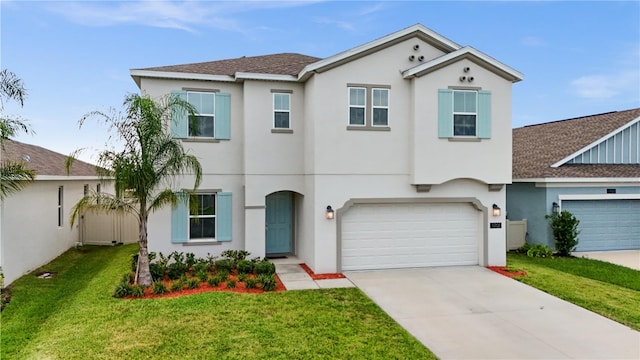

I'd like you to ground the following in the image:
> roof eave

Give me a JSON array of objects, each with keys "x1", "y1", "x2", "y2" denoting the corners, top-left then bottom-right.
[
  {"x1": 130, "y1": 69, "x2": 236, "y2": 87},
  {"x1": 402, "y1": 46, "x2": 524, "y2": 83},
  {"x1": 233, "y1": 72, "x2": 298, "y2": 82},
  {"x1": 298, "y1": 24, "x2": 461, "y2": 80},
  {"x1": 512, "y1": 177, "x2": 640, "y2": 183}
]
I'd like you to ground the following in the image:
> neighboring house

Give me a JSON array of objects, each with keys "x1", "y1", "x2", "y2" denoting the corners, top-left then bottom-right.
[
  {"x1": 131, "y1": 24, "x2": 523, "y2": 273},
  {"x1": 507, "y1": 109, "x2": 640, "y2": 251},
  {"x1": 0, "y1": 139, "x2": 103, "y2": 285}
]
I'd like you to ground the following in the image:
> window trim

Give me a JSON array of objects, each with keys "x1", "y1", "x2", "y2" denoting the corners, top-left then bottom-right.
[
  {"x1": 347, "y1": 84, "x2": 391, "y2": 130},
  {"x1": 186, "y1": 91, "x2": 216, "y2": 139},
  {"x1": 188, "y1": 191, "x2": 220, "y2": 242},
  {"x1": 272, "y1": 92, "x2": 291, "y2": 130}
]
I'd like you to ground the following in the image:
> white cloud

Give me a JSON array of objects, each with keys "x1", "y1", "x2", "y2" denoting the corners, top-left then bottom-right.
[
  {"x1": 521, "y1": 36, "x2": 545, "y2": 47},
  {"x1": 571, "y1": 70, "x2": 639, "y2": 99},
  {"x1": 313, "y1": 17, "x2": 355, "y2": 31}
]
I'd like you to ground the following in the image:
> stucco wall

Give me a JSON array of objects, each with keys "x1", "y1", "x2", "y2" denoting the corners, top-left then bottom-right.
[{"x1": 1, "y1": 179, "x2": 102, "y2": 285}]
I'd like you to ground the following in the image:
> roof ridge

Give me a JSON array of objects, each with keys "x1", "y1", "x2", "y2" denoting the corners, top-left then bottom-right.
[{"x1": 521, "y1": 108, "x2": 640, "y2": 129}]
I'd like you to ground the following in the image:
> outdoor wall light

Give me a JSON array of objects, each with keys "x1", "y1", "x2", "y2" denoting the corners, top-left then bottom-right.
[
  {"x1": 552, "y1": 202, "x2": 559, "y2": 213},
  {"x1": 325, "y1": 206, "x2": 335, "y2": 220},
  {"x1": 492, "y1": 204, "x2": 501, "y2": 217}
]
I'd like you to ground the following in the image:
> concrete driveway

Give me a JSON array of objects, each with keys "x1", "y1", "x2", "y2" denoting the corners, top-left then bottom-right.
[
  {"x1": 573, "y1": 250, "x2": 640, "y2": 270},
  {"x1": 346, "y1": 267, "x2": 640, "y2": 359}
]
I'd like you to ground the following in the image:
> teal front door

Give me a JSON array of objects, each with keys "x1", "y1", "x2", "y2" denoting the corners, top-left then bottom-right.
[{"x1": 266, "y1": 192, "x2": 293, "y2": 254}]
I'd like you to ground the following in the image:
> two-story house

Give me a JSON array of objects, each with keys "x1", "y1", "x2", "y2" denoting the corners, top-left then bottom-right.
[{"x1": 130, "y1": 24, "x2": 523, "y2": 273}]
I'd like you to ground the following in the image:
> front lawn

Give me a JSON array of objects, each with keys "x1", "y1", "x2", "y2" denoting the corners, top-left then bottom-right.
[
  {"x1": 1, "y1": 244, "x2": 436, "y2": 359},
  {"x1": 507, "y1": 252, "x2": 640, "y2": 331}
]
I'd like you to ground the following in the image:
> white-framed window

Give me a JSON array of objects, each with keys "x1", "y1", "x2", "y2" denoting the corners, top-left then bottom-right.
[
  {"x1": 348, "y1": 87, "x2": 366, "y2": 126},
  {"x1": 453, "y1": 90, "x2": 477, "y2": 136},
  {"x1": 273, "y1": 93, "x2": 291, "y2": 129},
  {"x1": 187, "y1": 91, "x2": 215, "y2": 138},
  {"x1": 189, "y1": 193, "x2": 216, "y2": 240},
  {"x1": 372, "y1": 88, "x2": 389, "y2": 126},
  {"x1": 57, "y1": 186, "x2": 64, "y2": 227}
]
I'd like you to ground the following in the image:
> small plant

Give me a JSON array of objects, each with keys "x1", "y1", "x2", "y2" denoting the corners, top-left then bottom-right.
[
  {"x1": 130, "y1": 284, "x2": 145, "y2": 297},
  {"x1": 217, "y1": 270, "x2": 230, "y2": 282},
  {"x1": 192, "y1": 261, "x2": 209, "y2": 275},
  {"x1": 187, "y1": 278, "x2": 200, "y2": 289},
  {"x1": 237, "y1": 259, "x2": 254, "y2": 274},
  {"x1": 254, "y1": 260, "x2": 276, "y2": 275},
  {"x1": 546, "y1": 210, "x2": 580, "y2": 256},
  {"x1": 214, "y1": 259, "x2": 233, "y2": 273},
  {"x1": 244, "y1": 277, "x2": 258, "y2": 289},
  {"x1": 207, "y1": 276, "x2": 221, "y2": 287},
  {"x1": 526, "y1": 244, "x2": 554, "y2": 258},
  {"x1": 258, "y1": 274, "x2": 277, "y2": 291},
  {"x1": 114, "y1": 282, "x2": 133, "y2": 298},
  {"x1": 170, "y1": 281, "x2": 184, "y2": 292},
  {"x1": 197, "y1": 270, "x2": 209, "y2": 282},
  {"x1": 149, "y1": 263, "x2": 166, "y2": 282},
  {"x1": 226, "y1": 279, "x2": 237, "y2": 288},
  {"x1": 238, "y1": 273, "x2": 247, "y2": 282},
  {"x1": 152, "y1": 281, "x2": 169, "y2": 295},
  {"x1": 167, "y1": 261, "x2": 188, "y2": 280},
  {"x1": 185, "y1": 252, "x2": 197, "y2": 268},
  {"x1": 221, "y1": 250, "x2": 250, "y2": 263}
]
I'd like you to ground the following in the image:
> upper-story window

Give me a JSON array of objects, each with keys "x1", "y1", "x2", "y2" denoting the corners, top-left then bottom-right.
[
  {"x1": 273, "y1": 92, "x2": 291, "y2": 129},
  {"x1": 453, "y1": 90, "x2": 477, "y2": 136},
  {"x1": 348, "y1": 84, "x2": 390, "y2": 130},
  {"x1": 187, "y1": 92, "x2": 215, "y2": 137}
]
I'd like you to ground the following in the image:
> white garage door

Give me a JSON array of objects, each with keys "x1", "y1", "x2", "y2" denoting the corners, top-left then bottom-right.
[{"x1": 341, "y1": 203, "x2": 481, "y2": 271}]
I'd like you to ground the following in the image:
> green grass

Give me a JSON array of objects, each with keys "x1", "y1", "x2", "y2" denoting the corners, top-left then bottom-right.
[
  {"x1": 507, "y1": 252, "x2": 640, "y2": 330},
  {"x1": 1, "y1": 245, "x2": 436, "y2": 359}
]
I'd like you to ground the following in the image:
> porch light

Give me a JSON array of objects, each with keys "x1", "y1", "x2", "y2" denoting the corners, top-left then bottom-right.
[
  {"x1": 492, "y1": 204, "x2": 501, "y2": 217},
  {"x1": 325, "y1": 206, "x2": 335, "y2": 220},
  {"x1": 552, "y1": 202, "x2": 559, "y2": 213}
]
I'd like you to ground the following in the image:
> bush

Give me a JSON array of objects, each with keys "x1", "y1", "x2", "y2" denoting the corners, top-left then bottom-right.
[
  {"x1": 254, "y1": 260, "x2": 276, "y2": 275},
  {"x1": 196, "y1": 270, "x2": 209, "y2": 282},
  {"x1": 226, "y1": 279, "x2": 237, "y2": 288},
  {"x1": 237, "y1": 259, "x2": 254, "y2": 274},
  {"x1": 221, "y1": 250, "x2": 250, "y2": 263},
  {"x1": 152, "y1": 281, "x2": 169, "y2": 295},
  {"x1": 114, "y1": 282, "x2": 133, "y2": 298},
  {"x1": 149, "y1": 263, "x2": 166, "y2": 282},
  {"x1": 167, "y1": 262, "x2": 189, "y2": 280},
  {"x1": 546, "y1": 210, "x2": 580, "y2": 256},
  {"x1": 526, "y1": 244, "x2": 554, "y2": 258},
  {"x1": 207, "y1": 276, "x2": 221, "y2": 287},
  {"x1": 217, "y1": 271, "x2": 229, "y2": 282},
  {"x1": 130, "y1": 285, "x2": 145, "y2": 297},
  {"x1": 170, "y1": 281, "x2": 184, "y2": 292},
  {"x1": 186, "y1": 278, "x2": 200, "y2": 289},
  {"x1": 244, "y1": 278, "x2": 258, "y2": 289},
  {"x1": 258, "y1": 274, "x2": 277, "y2": 291},
  {"x1": 214, "y1": 259, "x2": 233, "y2": 273},
  {"x1": 238, "y1": 273, "x2": 247, "y2": 282}
]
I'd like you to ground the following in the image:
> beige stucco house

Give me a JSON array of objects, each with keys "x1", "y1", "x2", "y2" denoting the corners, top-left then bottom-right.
[{"x1": 131, "y1": 24, "x2": 523, "y2": 273}]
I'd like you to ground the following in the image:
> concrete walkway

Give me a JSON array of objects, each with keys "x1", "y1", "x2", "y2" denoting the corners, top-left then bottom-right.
[
  {"x1": 573, "y1": 250, "x2": 640, "y2": 270},
  {"x1": 272, "y1": 258, "x2": 354, "y2": 290},
  {"x1": 346, "y1": 267, "x2": 640, "y2": 360}
]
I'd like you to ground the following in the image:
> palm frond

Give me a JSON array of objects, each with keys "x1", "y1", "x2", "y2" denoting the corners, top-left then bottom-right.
[
  {"x1": 1, "y1": 69, "x2": 27, "y2": 109},
  {"x1": 70, "y1": 191, "x2": 139, "y2": 227},
  {"x1": 0, "y1": 161, "x2": 35, "y2": 199}
]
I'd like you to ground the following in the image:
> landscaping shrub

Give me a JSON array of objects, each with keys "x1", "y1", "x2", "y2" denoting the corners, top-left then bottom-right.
[
  {"x1": 130, "y1": 285, "x2": 145, "y2": 297},
  {"x1": 186, "y1": 278, "x2": 200, "y2": 289},
  {"x1": 546, "y1": 210, "x2": 580, "y2": 256},
  {"x1": 238, "y1": 273, "x2": 247, "y2": 282},
  {"x1": 152, "y1": 281, "x2": 168, "y2": 295},
  {"x1": 226, "y1": 279, "x2": 237, "y2": 289},
  {"x1": 254, "y1": 260, "x2": 276, "y2": 275},
  {"x1": 215, "y1": 259, "x2": 233, "y2": 273},
  {"x1": 196, "y1": 270, "x2": 209, "y2": 282},
  {"x1": 244, "y1": 278, "x2": 258, "y2": 289},
  {"x1": 167, "y1": 261, "x2": 188, "y2": 280},
  {"x1": 221, "y1": 250, "x2": 250, "y2": 263},
  {"x1": 526, "y1": 244, "x2": 554, "y2": 258},
  {"x1": 207, "y1": 276, "x2": 221, "y2": 287},
  {"x1": 258, "y1": 274, "x2": 277, "y2": 291},
  {"x1": 237, "y1": 259, "x2": 254, "y2": 274},
  {"x1": 185, "y1": 252, "x2": 197, "y2": 268},
  {"x1": 149, "y1": 263, "x2": 166, "y2": 282},
  {"x1": 113, "y1": 282, "x2": 133, "y2": 298},
  {"x1": 217, "y1": 271, "x2": 229, "y2": 282},
  {"x1": 170, "y1": 281, "x2": 184, "y2": 292}
]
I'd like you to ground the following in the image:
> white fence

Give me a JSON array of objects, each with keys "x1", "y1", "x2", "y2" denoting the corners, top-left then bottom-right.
[
  {"x1": 506, "y1": 219, "x2": 527, "y2": 251},
  {"x1": 79, "y1": 211, "x2": 138, "y2": 245}
]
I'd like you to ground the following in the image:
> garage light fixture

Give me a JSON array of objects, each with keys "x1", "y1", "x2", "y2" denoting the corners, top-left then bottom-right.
[
  {"x1": 492, "y1": 204, "x2": 501, "y2": 217},
  {"x1": 325, "y1": 206, "x2": 335, "y2": 220},
  {"x1": 552, "y1": 202, "x2": 559, "y2": 213}
]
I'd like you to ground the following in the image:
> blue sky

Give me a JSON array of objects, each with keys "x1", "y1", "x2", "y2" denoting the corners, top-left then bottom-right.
[{"x1": 2, "y1": 1, "x2": 639, "y2": 163}]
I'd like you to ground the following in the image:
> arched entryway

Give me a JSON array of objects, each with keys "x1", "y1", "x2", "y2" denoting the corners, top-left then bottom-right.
[{"x1": 265, "y1": 191, "x2": 296, "y2": 256}]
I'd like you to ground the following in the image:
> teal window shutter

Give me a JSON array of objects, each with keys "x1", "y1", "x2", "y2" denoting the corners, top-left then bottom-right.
[
  {"x1": 215, "y1": 93, "x2": 231, "y2": 140},
  {"x1": 171, "y1": 90, "x2": 188, "y2": 138},
  {"x1": 477, "y1": 90, "x2": 492, "y2": 139},
  {"x1": 438, "y1": 89, "x2": 453, "y2": 138},
  {"x1": 217, "y1": 192, "x2": 232, "y2": 241},
  {"x1": 171, "y1": 192, "x2": 188, "y2": 243}
]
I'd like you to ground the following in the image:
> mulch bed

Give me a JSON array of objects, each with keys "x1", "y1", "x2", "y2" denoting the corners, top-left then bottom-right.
[
  {"x1": 127, "y1": 274, "x2": 286, "y2": 299},
  {"x1": 299, "y1": 263, "x2": 346, "y2": 280},
  {"x1": 487, "y1": 266, "x2": 527, "y2": 278}
]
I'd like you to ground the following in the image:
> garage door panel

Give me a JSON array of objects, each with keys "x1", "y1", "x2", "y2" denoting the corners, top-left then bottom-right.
[
  {"x1": 341, "y1": 203, "x2": 480, "y2": 271},
  {"x1": 563, "y1": 199, "x2": 640, "y2": 251}
]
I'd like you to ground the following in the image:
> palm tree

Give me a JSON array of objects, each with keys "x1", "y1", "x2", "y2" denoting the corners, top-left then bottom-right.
[
  {"x1": 69, "y1": 94, "x2": 202, "y2": 286},
  {"x1": 1, "y1": 69, "x2": 34, "y2": 200}
]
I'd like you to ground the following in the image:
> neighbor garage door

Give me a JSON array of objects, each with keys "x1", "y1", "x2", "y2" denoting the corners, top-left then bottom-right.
[
  {"x1": 563, "y1": 199, "x2": 640, "y2": 251},
  {"x1": 341, "y1": 203, "x2": 480, "y2": 271}
]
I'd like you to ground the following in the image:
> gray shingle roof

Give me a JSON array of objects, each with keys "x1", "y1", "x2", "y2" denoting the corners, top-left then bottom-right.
[
  {"x1": 1, "y1": 139, "x2": 98, "y2": 177},
  {"x1": 136, "y1": 53, "x2": 322, "y2": 76},
  {"x1": 513, "y1": 108, "x2": 640, "y2": 179}
]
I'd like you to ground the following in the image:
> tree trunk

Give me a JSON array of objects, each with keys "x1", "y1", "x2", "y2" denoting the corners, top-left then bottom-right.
[{"x1": 136, "y1": 209, "x2": 153, "y2": 287}]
